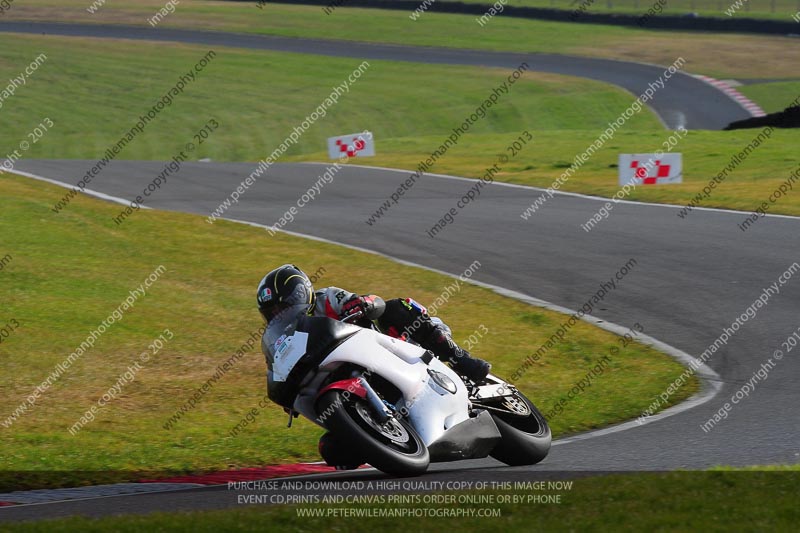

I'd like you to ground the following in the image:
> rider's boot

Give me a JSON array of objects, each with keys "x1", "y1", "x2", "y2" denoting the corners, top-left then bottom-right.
[{"x1": 429, "y1": 327, "x2": 491, "y2": 383}]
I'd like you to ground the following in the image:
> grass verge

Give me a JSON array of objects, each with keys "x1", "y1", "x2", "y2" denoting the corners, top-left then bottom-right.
[
  {"x1": 0, "y1": 34, "x2": 660, "y2": 161},
  {"x1": 2, "y1": 0, "x2": 799, "y2": 78},
  {"x1": 2, "y1": 34, "x2": 799, "y2": 217},
  {"x1": 0, "y1": 173, "x2": 696, "y2": 490},
  {"x1": 441, "y1": 0, "x2": 797, "y2": 20},
  {"x1": 287, "y1": 128, "x2": 800, "y2": 216},
  {"x1": 737, "y1": 80, "x2": 800, "y2": 113}
]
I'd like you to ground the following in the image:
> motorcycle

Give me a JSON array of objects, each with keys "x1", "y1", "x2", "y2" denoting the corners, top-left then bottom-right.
[{"x1": 265, "y1": 305, "x2": 551, "y2": 476}]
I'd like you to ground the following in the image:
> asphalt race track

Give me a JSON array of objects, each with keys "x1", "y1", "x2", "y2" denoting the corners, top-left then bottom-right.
[
  {"x1": 0, "y1": 21, "x2": 752, "y2": 130},
  {"x1": 0, "y1": 21, "x2": 791, "y2": 521},
  {"x1": 1, "y1": 158, "x2": 797, "y2": 520}
]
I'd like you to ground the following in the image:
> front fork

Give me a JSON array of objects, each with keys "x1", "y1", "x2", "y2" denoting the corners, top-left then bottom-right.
[{"x1": 354, "y1": 371, "x2": 392, "y2": 423}]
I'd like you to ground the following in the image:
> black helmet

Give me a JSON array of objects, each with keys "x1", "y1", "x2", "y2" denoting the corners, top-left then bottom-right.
[{"x1": 256, "y1": 264, "x2": 316, "y2": 322}]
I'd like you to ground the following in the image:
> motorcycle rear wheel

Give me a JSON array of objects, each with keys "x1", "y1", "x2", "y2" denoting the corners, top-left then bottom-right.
[
  {"x1": 488, "y1": 390, "x2": 551, "y2": 466},
  {"x1": 317, "y1": 390, "x2": 430, "y2": 476}
]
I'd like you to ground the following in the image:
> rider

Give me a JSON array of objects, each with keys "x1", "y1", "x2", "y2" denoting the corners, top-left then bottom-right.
[{"x1": 256, "y1": 264, "x2": 491, "y2": 383}]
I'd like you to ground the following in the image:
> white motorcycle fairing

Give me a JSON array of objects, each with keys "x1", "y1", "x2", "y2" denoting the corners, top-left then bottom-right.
[
  {"x1": 265, "y1": 313, "x2": 549, "y2": 471},
  {"x1": 314, "y1": 328, "x2": 472, "y2": 447}
]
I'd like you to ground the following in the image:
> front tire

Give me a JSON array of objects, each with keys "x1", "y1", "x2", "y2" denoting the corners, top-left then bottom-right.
[
  {"x1": 317, "y1": 390, "x2": 430, "y2": 476},
  {"x1": 488, "y1": 391, "x2": 551, "y2": 466}
]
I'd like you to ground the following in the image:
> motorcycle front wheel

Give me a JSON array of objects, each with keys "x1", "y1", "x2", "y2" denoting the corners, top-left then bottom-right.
[{"x1": 316, "y1": 390, "x2": 430, "y2": 476}]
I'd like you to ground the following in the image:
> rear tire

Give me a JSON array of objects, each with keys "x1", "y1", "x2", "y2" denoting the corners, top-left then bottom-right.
[
  {"x1": 317, "y1": 390, "x2": 430, "y2": 476},
  {"x1": 488, "y1": 391, "x2": 551, "y2": 466}
]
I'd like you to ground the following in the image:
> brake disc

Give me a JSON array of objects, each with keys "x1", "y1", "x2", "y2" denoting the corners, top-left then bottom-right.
[{"x1": 355, "y1": 402, "x2": 410, "y2": 443}]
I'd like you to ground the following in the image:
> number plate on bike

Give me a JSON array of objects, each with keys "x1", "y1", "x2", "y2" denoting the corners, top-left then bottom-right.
[
  {"x1": 272, "y1": 331, "x2": 309, "y2": 382},
  {"x1": 473, "y1": 383, "x2": 513, "y2": 400}
]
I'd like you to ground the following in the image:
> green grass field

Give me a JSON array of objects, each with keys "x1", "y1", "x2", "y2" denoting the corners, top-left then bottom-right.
[
  {"x1": 0, "y1": 2, "x2": 795, "y2": 525},
  {"x1": 1, "y1": 33, "x2": 799, "y2": 218},
  {"x1": 288, "y1": 128, "x2": 800, "y2": 215},
  {"x1": 5, "y1": 0, "x2": 800, "y2": 79},
  {"x1": 0, "y1": 34, "x2": 660, "y2": 161},
  {"x1": 443, "y1": 0, "x2": 800, "y2": 20},
  {"x1": 0, "y1": 174, "x2": 696, "y2": 490},
  {"x1": 4, "y1": 470, "x2": 798, "y2": 531},
  {"x1": 738, "y1": 80, "x2": 800, "y2": 113}
]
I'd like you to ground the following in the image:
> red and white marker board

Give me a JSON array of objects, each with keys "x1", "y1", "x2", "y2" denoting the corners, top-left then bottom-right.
[
  {"x1": 328, "y1": 132, "x2": 375, "y2": 159},
  {"x1": 619, "y1": 153, "x2": 682, "y2": 185}
]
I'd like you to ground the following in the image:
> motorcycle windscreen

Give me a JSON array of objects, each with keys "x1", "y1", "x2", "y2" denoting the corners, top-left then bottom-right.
[
  {"x1": 264, "y1": 304, "x2": 307, "y2": 360},
  {"x1": 271, "y1": 331, "x2": 309, "y2": 382},
  {"x1": 264, "y1": 303, "x2": 307, "y2": 408},
  {"x1": 265, "y1": 311, "x2": 361, "y2": 409}
]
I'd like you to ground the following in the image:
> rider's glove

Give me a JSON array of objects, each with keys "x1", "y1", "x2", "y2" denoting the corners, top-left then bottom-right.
[
  {"x1": 341, "y1": 297, "x2": 367, "y2": 322},
  {"x1": 341, "y1": 295, "x2": 385, "y2": 322}
]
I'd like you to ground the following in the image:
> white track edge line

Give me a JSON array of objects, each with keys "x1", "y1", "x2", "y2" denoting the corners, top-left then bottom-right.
[
  {"x1": 6, "y1": 168, "x2": 152, "y2": 209},
  {"x1": 224, "y1": 219, "x2": 723, "y2": 444},
  {"x1": 297, "y1": 161, "x2": 800, "y2": 222},
  {"x1": 0, "y1": 468, "x2": 380, "y2": 509},
  {"x1": 693, "y1": 74, "x2": 767, "y2": 117},
  {"x1": 9, "y1": 169, "x2": 722, "y2": 454},
  {"x1": 0, "y1": 484, "x2": 208, "y2": 509}
]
